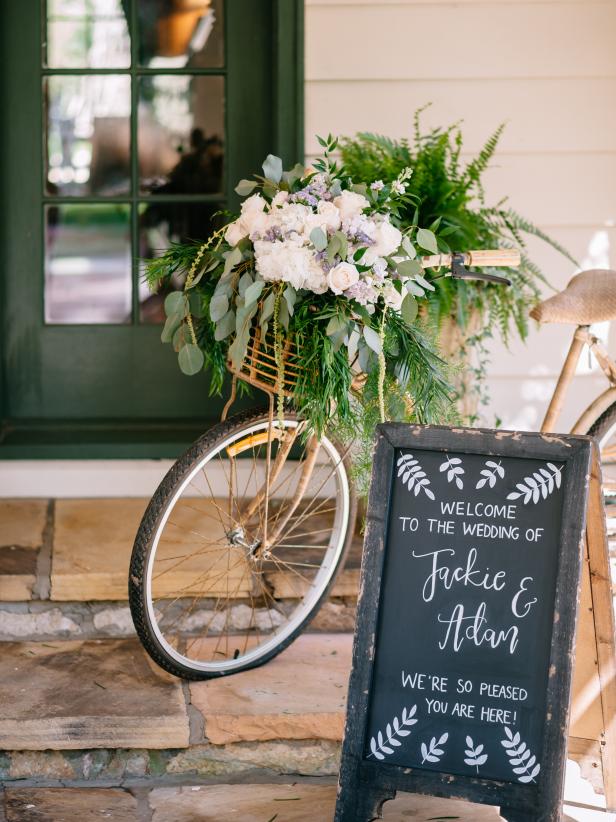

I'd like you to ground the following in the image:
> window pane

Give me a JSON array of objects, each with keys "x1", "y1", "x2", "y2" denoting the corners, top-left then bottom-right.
[
  {"x1": 45, "y1": 204, "x2": 132, "y2": 324},
  {"x1": 139, "y1": 201, "x2": 224, "y2": 323},
  {"x1": 138, "y1": 75, "x2": 224, "y2": 195},
  {"x1": 45, "y1": 75, "x2": 131, "y2": 196},
  {"x1": 137, "y1": 0, "x2": 223, "y2": 68},
  {"x1": 45, "y1": 0, "x2": 131, "y2": 68}
]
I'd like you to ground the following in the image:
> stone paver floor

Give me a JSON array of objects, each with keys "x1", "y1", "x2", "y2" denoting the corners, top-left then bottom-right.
[
  {"x1": 0, "y1": 638, "x2": 189, "y2": 751},
  {"x1": 2, "y1": 784, "x2": 613, "y2": 821}
]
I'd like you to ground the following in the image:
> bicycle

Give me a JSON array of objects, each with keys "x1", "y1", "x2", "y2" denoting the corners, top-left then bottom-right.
[
  {"x1": 128, "y1": 249, "x2": 519, "y2": 680},
  {"x1": 532, "y1": 268, "x2": 616, "y2": 523}
]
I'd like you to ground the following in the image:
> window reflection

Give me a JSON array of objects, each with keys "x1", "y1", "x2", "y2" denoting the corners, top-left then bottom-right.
[
  {"x1": 138, "y1": 0, "x2": 223, "y2": 68},
  {"x1": 45, "y1": 205, "x2": 132, "y2": 324},
  {"x1": 139, "y1": 201, "x2": 224, "y2": 323},
  {"x1": 138, "y1": 75, "x2": 224, "y2": 195},
  {"x1": 46, "y1": 0, "x2": 131, "y2": 68},
  {"x1": 46, "y1": 75, "x2": 131, "y2": 196}
]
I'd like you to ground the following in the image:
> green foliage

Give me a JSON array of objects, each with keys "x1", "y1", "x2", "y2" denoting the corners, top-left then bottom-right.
[{"x1": 340, "y1": 108, "x2": 576, "y2": 344}]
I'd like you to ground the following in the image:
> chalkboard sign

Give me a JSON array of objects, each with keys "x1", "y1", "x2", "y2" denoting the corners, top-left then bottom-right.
[{"x1": 335, "y1": 425, "x2": 592, "y2": 822}]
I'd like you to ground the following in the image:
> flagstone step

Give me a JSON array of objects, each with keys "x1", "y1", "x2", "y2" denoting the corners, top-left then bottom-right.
[
  {"x1": 0, "y1": 498, "x2": 362, "y2": 607},
  {"x1": 0, "y1": 784, "x2": 596, "y2": 821},
  {"x1": 0, "y1": 638, "x2": 190, "y2": 751},
  {"x1": 146, "y1": 783, "x2": 502, "y2": 821},
  {"x1": 0, "y1": 634, "x2": 350, "y2": 755},
  {"x1": 189, "y1": 634, "x2": 351, "y2": 745},
  {"x1": 0, "y1": 500, "x2": 49, "y2": 601},
  {"x1": 0, "y1": 635, "x2": 352, "y2": 785}
]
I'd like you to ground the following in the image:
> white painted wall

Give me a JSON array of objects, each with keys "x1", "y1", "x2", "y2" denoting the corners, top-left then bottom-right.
[{"x1": 305, "y1": 0, "x2": 616, "y2": 433}]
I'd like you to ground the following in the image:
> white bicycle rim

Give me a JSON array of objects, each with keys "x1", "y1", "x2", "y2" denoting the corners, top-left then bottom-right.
[{"x1": 144, "y1": 417, "x2": 351, "y2": 674}]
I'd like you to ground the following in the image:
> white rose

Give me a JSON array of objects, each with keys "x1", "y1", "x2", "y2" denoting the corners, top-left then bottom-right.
[
  {"x1": 363, "y1": 219, "x2": 402, "y2": 265},
  {"x1": 383, "y1": 283, "x2": 404, "y2": 311},
  {"x1": 240, "y1": 193, "x2": 266, "y2": 215},
  {"x1": 271, "y1": 190, "x2": 289, "y2": 208},
  {"x1": 333, "y1": 190, "x2": 369, "y2": 222},
  {"x1": 236, "y1": 193, "x2": 268, "y2": 237},
  {"x1": 316, "y1": 200, "x2": 341, "y2": 231},
  {"x1": 327, "y1": 261, "x2": 360, "y2": 295},
  {"x1": 225, "y1": 219, "x2": 247, "y2": 247}
]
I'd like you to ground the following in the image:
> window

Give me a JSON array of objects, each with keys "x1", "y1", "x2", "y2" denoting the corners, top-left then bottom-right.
[{"x1": 43, "y1": 0, "x2": 227, "y2": 325}]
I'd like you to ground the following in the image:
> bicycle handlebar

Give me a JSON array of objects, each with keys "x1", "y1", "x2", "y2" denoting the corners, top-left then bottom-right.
[{"x1": 420, "y1": 249, "x2": 521, "y2": 269}]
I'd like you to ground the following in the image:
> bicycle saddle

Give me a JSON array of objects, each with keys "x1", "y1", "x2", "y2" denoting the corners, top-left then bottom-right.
[{"x1": 530, "y1": 268, "x2": 616, "y2": 324}]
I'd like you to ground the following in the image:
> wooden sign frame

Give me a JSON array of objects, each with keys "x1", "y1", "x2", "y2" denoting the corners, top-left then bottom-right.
[
  {"x1": 568, "y1": 440, "x2": 616, "y2": 809},
  {"x1": 335, "y1": 424, "x2": 593, "y2": 822}
]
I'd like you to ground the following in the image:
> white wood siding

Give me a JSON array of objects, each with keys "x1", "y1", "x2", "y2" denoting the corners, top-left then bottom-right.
[{"x1": 305, "y1": 0, "x2": 616, "y2": 432}]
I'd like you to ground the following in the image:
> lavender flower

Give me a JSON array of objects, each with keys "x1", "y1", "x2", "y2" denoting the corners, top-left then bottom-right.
[
  {"x1": 345, "y1": 279, "x2": 379, "y2": 306},
  {"x1": 371, "y1": 257, "x2": 387, "y2": 285},
  {"x1": 289, "y1": 188, "x2": 318, "y2": 207},
  {"x1": 315, "y1": 249, "x2": 336, "y2": 272},
  {"x1": 263, "y1": 226, "x2": 283, "y2": 242},
  {"x1": 352, "y1": 230, "x2": 376, "y2": 246}
]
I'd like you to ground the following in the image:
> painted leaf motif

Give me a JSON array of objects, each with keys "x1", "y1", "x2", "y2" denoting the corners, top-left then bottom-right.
[
  {"x1": 370, "y1": 738, "x2": 384, "y2": 760},
  {"x1": 368, "y1": 706, "x2": 417, "y2": 760},
  {"x1": 507, "y1": 464, "x2": 563, "y2": 505},
  {"x1": 396, "y1": 455, "x2": 435, "y2": 499}
]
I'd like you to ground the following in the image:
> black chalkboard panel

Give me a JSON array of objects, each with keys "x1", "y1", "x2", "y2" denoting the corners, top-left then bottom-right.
[{"x1": 335, "y1": 425, "x2": 592, "y2": 822}]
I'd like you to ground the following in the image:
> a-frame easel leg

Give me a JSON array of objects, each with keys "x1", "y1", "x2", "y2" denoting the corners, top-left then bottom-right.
[{"x1": 334, "y1": 784, "x2": 396, "y2": 822}]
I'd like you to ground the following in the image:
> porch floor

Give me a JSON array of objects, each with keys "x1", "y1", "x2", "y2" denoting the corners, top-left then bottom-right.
[{"x1": 0, "y1": 631, "x2": 610, "y2": 820}]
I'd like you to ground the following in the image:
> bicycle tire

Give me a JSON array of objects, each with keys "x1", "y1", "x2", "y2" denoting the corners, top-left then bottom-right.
[{"x1": 129, "y1": 407, "x2": 357, "y2": 680}]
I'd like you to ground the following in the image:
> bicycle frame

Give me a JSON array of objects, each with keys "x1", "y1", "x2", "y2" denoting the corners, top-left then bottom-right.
[{"x1": 541, "y1": 325, "x2": 616, "y2": 436}]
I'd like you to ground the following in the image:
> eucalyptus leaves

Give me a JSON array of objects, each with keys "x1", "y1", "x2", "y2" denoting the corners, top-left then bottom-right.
[{"x1": 145, "y1": 135, "x2": 452, "y2": 437}]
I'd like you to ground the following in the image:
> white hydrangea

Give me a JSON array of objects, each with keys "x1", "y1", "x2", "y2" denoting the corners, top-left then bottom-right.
[
  {"x1": 363, "y1": 218, "x2": 402, "y2": 265},
  {"x1": 270, "y1": 203, "x2": 312, "y2": 237},
  {"x1": 253, "y1": 238, "x2": 327, "y2": 293},
  {"x1": 271, "y1": 190, "x2": 289, "y2": 208},
  {"x1": 304, "y1": 200, "x2": 341, "y2": 237},
  {"x1": 333, "y1": 190, "x2": 369, "y2": 221},
  {"x1": 342, "y1": 213, "x2": 377, "y2": 242}
]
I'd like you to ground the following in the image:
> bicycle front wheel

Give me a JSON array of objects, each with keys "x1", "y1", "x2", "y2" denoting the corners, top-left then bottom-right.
[{"x1": 129, "y1": 408, "x2": 356, "y2": 679}]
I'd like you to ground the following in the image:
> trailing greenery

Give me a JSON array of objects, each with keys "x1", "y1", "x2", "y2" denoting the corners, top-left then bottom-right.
[{"x1": 341, "y1": 107, "x2": 576, "y2": 344}]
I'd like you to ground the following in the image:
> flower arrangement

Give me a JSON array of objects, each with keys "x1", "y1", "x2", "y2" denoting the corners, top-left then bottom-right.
[{"x1": 145, "y1": 135, "x2": 451, "y2": 440}]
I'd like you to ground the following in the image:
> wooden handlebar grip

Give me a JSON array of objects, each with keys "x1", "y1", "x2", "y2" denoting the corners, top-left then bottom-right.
[{"x1": 467, "y1": 249, "x2": 521, "y2": 267}]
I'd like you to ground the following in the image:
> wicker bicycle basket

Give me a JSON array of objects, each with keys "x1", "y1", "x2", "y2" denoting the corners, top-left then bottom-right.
[{"x1": 227, "y1": 325, "x2": 302, "y2": 397}]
